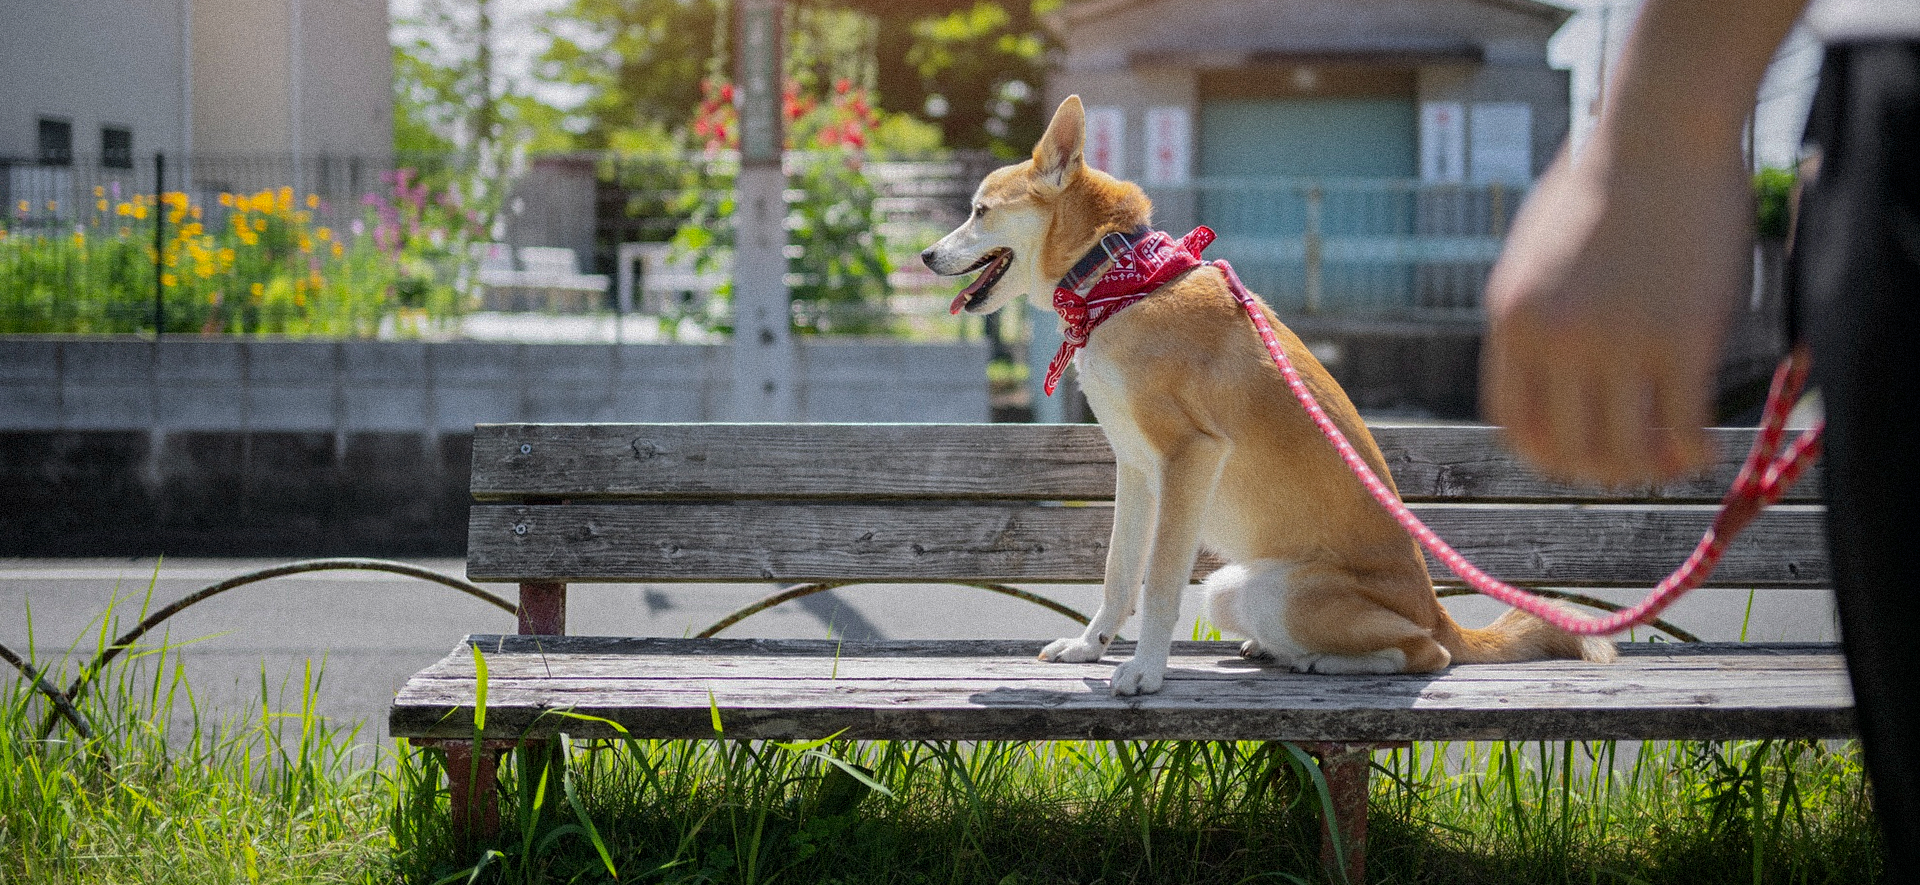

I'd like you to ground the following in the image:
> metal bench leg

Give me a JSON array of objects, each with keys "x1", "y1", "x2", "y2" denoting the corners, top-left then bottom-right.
[{"x1": 1306, "y1": 741, "x2": 1405, "y2": 885}]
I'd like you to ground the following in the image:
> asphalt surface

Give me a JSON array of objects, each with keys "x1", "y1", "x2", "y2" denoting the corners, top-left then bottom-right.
[{"x1": 2, "y1": 558, "x2": 1841, "y2": 744}]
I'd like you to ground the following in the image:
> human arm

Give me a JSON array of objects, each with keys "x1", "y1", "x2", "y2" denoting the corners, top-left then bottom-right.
[{"x1": 1480, "y1": 0, "x2": 1810, "y2": 486}]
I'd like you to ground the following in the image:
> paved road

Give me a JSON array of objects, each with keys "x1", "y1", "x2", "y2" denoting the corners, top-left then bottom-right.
[{"x1": 2, "y1": 558, "x2": 1840, "y2": 743}]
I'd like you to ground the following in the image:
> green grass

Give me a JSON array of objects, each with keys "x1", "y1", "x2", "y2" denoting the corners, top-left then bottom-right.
[{"x1": 2, "y1": 587, "x2": 1884, "y2": 884}]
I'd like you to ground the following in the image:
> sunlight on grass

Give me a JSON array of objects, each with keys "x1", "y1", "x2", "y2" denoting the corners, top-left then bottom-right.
[{"x1": 2, "y1": 585, "x2": 1883, "y2": 884}]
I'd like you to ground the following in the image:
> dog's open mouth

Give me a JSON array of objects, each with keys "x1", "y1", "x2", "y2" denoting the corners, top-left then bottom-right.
[{"x1": 947, "y1": 249, "x2": 1013, "y2": 315}]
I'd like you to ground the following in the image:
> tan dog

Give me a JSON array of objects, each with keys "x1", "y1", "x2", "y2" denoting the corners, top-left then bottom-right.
[{"x1": 923, "y1": 96, "x2": 1615, "y2": 696}]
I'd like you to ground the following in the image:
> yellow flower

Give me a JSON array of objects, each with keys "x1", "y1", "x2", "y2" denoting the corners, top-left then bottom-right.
[
  {"x1": 252, "y1": 217, "x2": 266, "y2": 232},
  {"x1": 219, "y1": 193, "x2": 234, "y2": 207},
  {"x1": 277, "y1": 187, "x2": 294, "y2": 212},
  {"x1": 96, "y1": 199, "x2": 109, "y2": 213},
  {"x1": 93, "y1": 186, "x2": 105, "y2": 198},
  {"x1": 305, "y1": 193, "x2": 319, "y2": 209},
  {"x1": 162, "y1": 273, "x2": 177, "y2": 287},
  {"x1": 330, "y1": 242, "x2": 343, "y2": 259},
  {"x1": 250, "y1": 282, "x2": 264, "y2": 299},
  {"x1": 191, "y1": 206, "x2": 202, "y2": 220},
  {"x1": 14, "y1": 200, "x2": 27, "y2": 213},
  {"x1": 315, "y1": 226, "x2": 332, "y2": 242},
  {"x1": 218, "y1": 247, "x2": 235, "y2": 264},
  {"x1": 45, "y1": 201, "x2": 57, "y2": 212}
]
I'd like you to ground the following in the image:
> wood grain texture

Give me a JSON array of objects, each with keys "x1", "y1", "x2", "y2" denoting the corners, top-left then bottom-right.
[
  {"x1": 468, "y1": 424, "x2": 1822, "y2": 504},
  {"x1": 389, "y1": 636, "x2": 1852, "y2": 743},
  {"x1": 467, "y1": 502, "x2": 1827, "y2": 587}
]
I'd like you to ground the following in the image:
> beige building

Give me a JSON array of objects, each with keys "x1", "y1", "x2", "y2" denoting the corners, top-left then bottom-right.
[{"x1": 0, "y1": 0, "x2": 390, "y2": 187}]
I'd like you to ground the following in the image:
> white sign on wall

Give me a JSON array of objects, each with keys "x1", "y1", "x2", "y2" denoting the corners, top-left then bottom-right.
[
  {"x1": 1419, "y1": 102, "x2": 1465, "y2": 183},
  {"x1": 1084, "y1": 106, "x2": 1125, "y2": 176},
  {"x1": 1143, "y1": 106, "x2": 1191, "y2": 185},
  {"x1": 1469, "y1": 102, "x2": 1533, "y2": 184}
]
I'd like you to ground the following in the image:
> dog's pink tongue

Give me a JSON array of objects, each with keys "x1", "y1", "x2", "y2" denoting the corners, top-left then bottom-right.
[{"x1": 949, "y1": 290, "x2": 970, "y2": 316}]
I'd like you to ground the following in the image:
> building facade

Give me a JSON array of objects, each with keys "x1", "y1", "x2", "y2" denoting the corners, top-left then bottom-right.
[{"x1": 0, "y1": 0, "x2": 391, "y2": 200}]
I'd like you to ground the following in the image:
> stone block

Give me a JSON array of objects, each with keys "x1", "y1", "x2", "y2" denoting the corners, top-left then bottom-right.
[
  {"x1": 247, "y1": 340, "x2": 338, "y2": 382},
  {"x1": 340, "y1": 341, "x2": 428, "y2": 385},
  {"x1": 342, "y1": 385, "x2": 431, "y2": 431},
  {"x1": 524, "y1": 385, "x2": 618, "y2": 422},
  {"x1": 428, "y1": 341, "x2": 522, "y2": 384},
  {"x1": 0, "y1": 340, "x2": 60, "y2": 380},
  {"x1": 434, "y1": 386, "x2": 525, "y2": 431},
  {"x1": 61, "y1": 383, "x2": 155, "y2": 429},
  {"x1": 245, "y1": 384, "x2": 337, "y2": 431},
  {"x1": 153, "y1": 383, "x2": 248, "y2": 429},
  {"x1": 0, "y1": 385, "x2": 61, "y2": 430},
  {"x1": 154, "y1": 340, "x2": 245, "y2": 383},
  {"x1": 610, "y1": 385, "x2": 706, "y2": 422},
  {"x1": 61, "y1": 340, "x2": 155, "y2": 381},
  {"x1": 521, "y1": 343, "x2": 618, "y2": 383}
]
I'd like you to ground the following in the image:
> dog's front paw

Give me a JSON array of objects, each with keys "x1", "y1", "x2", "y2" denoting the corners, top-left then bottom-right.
[
  {"x1": 1109, "y1": 657, "x2": 1166, "y2": 696},
  {"x1": 1039, "y1": 636, "x2": 1107, "y2": 663}
]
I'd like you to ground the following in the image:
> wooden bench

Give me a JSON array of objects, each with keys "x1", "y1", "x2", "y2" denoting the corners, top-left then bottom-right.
[{"x1": 391, "y1": 422, "x2": 1852, "y2": 882}]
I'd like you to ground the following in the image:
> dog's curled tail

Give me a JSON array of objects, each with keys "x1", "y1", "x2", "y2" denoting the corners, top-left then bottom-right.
[{"x1": 1443, "y1": 604, "x2": 1618, "y2": 664}]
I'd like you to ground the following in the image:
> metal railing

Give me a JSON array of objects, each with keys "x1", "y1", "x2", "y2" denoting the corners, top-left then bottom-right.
[
  {"x1": 3, "y1": 153, "x2": 1525, "y2": 334},
  {"x1": 1151, "y1": 177, "x2": 1526, "y2": 318}
]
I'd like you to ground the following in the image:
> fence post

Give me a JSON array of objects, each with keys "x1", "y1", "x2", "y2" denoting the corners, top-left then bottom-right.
[{"x1": 153, "y1": 152, "x2": 165, "y2": 338}]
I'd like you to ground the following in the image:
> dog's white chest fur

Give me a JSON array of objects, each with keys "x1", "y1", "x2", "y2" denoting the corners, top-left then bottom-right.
[{"x1": 1072, "y1": 346, "x2": 1159, "y2": 472}]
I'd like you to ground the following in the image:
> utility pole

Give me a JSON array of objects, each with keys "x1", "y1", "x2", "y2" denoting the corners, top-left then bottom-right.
[{"x1": 729, "y1": 0, "x2": 796, "y2": 420}]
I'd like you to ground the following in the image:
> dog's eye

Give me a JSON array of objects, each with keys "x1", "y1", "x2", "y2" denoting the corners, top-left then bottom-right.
[{"x1": 973, "y1": 204, "x2": 989, "y2": 219}]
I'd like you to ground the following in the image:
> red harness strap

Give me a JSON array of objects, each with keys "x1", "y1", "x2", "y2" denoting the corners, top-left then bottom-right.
[{"x1": 1045, "y1": 225, "x2": 1825, "y2": 636}]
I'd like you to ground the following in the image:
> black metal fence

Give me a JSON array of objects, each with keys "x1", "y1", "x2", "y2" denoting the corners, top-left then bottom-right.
[{"x1": 3, "y1": 148, "x2": 1518, "y2": 336}]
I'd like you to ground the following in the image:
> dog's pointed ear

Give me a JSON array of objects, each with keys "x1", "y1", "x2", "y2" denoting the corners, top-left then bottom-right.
[{"x1": 1032, "y1": 95, "x2": 1086, "y2": 193}]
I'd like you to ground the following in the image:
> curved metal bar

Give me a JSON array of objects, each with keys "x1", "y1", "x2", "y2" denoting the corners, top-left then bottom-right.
[
  {"x1": 1435, "y1": 587, "x2": 1702, "y2": 643},
  {"x1": 698, "y1": 581, "x2": 1091, "y2": 639},
  {"x1": 41, "y1": 558, "x2": 517, "y2": 739},
  {"x1": 1, "y1": 639, "x2": 95, "y2": 740}
]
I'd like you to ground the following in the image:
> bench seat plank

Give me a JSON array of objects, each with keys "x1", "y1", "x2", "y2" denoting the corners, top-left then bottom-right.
[
  {"x1": 470, "y1": 424, "x2": 1822, "y2": 505},
  {"x1": 391, "y1": 636, "x2": 1852, "y2": 743},
  {"x1": 468, "y1": 503, "x2": 1828, "y2": 587}
]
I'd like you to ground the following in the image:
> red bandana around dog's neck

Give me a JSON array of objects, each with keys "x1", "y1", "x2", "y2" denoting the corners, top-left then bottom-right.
[{"x1": 1044, "y1": 225, "x2": 1216, "y2": 395}]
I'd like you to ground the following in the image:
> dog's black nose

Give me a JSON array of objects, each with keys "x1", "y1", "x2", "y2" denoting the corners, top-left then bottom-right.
[{"x1": 920, "y1": 247, "x2": 937, "y2": 269}]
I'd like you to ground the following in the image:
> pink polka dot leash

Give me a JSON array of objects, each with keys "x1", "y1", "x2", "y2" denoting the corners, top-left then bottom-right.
[{"x1": 1210, "y1": 256, "x2": 1825, "y2": 636}]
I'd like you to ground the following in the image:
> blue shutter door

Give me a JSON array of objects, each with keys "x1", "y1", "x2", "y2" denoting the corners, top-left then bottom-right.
[{"x1": 1197, "y1": 98, "x2": 1418, "y2": 312}]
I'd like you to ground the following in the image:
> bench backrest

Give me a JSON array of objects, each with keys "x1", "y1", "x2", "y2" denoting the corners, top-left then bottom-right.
[{"x1": 466, "y1": 423, "x2": 1826, "y2": 590}]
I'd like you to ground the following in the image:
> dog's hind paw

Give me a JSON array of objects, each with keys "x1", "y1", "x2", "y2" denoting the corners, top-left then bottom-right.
[
  {"x1": 1239, "y1": 639, "x2": 1275, "y2": 660},
  {"x1": 1110, "y1": 658, "x2": 1165, "y2": 696},
  {"x1": 1039, "y1": 636, "x2": 1107, "y2": 663}
]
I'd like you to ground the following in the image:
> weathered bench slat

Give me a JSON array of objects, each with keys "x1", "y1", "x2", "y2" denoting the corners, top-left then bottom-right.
[
  {"x1": 468, "y1": 502, "x2": 1828, "y2": 587},
  {"x1": 389, "y1": 636, "x2": 1852, "y2": 743},
  {"x1": 470, "y1": 424, "x2": 1822, "y2": 504}
]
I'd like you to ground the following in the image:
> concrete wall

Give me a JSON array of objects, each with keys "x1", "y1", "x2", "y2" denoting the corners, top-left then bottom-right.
[
  {"x1": 0, "y1": 338, "x2": 989, "y2": 432},
  {"x1": 0, "y1": 337, "x2": 990, "y2": 556}
]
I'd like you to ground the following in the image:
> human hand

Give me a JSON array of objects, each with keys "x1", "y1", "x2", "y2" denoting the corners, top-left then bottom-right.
[{"x1": 1481, "y1": 145, "x2": 1751, "y2": 486}]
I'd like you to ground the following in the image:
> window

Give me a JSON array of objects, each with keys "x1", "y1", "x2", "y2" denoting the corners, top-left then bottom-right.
[
  {"x1": 101, "y1": 126, "x2": 133, "y2": 169},
  {"x1": 37, "y1": 118, "x2": 73, "y2": 167}
]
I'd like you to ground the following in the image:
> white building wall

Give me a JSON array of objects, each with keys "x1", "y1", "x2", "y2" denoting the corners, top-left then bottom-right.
[{"x1": 0, "y1": 0, "x2": 190, "y2": 160}]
